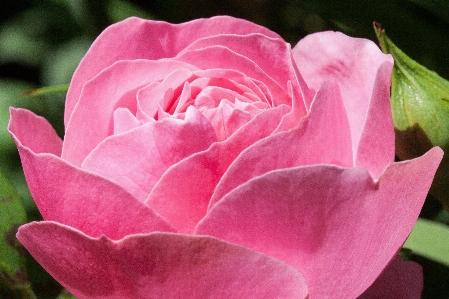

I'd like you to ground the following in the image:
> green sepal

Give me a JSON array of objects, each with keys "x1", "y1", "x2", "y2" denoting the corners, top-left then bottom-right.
[{"x1": 374, "y1": 22, "x2": 449, "y2": 211}]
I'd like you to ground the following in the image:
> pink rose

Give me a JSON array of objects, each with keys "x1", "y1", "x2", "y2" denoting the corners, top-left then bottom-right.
[{"x1": 9, "y1": 16, "x2": 442, "y2": 298}]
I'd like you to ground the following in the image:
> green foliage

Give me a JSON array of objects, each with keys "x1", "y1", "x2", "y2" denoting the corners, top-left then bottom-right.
[
  {"x1": 0, "y1": 170, "x2": 36, "y2": 299},
  {"x1": 405, "y1": 218, "x2": 449, "y2": 267}
]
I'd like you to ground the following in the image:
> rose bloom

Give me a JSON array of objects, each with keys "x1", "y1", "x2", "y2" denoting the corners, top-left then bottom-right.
[{"x1": 9, "y1": 16, "x2": 442, "y2": 298}]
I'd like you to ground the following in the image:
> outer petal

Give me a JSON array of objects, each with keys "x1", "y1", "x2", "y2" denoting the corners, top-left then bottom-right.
[
  {"x1": 145, "y1": 104, "x2": 290, "y2": 233},
  {"x1": 17, "y1": 221, "x2": 309, "y2": 299},
  {"x1": 66, "y1": 16, "x2": 282, "y2": 126},
  {"x1": 355, "y1": 62, "x2": 395, "y2": 178},
  {"x1": 62, "y1": 59, "x2": 198, "y2": 166},
  {"x1": 292, "y1": 31, "x2": 393, "y2": 154},
  {"x1": 358, "y1": 256, "x2": 423, "y2": 299},
  {"x1": 8, "y1": 107, "x2": 62, "y2": 156},
  {"x1": 197, "y1": 147, "x2": 442, "y2": 298},
  {"x1": 9, "y1": 108, "x2": 174, "y2": 239},
  {"x1": 210, "y1": 80, "x2": 352, "y2": 207},
  {"x1": 82, "y1": 106, "x2": 217, "y2": 202}
]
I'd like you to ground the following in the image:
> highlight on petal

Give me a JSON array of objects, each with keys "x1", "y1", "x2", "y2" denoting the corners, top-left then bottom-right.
[
  {"x1": 8, "y1": 108, "x2": 62, "y2": 156},
  {"x1": 197, "y1": 147, "x2": 442, "y2": 298},
  {"x1": 9, "y1": 111, "x2": 174, "y2": 239},
  {"x1": 113, "y1": 107, "x2": 144, "y2": 135},
  {"x1": 356, "y1": 62, "x2": 395, "y2": 178},
  {"x1": 292, "y1": 31, "x2": 393, "y2": 153},
  {"x1": 358, "y1": 256, "x2": 423, "y2": 299},
  {"x1": 17, "y1": 221, "x2": 309, "y2": 299},
  {"x1": 66, "y1": 16, "x2": 282, "y2": 126},
  {"x1": 209, "y1": 80, "x2": 352, "y2": 208}
]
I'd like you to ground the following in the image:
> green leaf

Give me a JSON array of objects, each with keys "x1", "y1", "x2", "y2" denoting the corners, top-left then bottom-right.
[
  {"x1": 374, "y1": 23, "x2": 449, "y2": 211},
  {"x1": 404, "y1": 218, "x2": 449, "y2": 267},
  {"x1": 0, "y1": 170, "x2": 36, "y2": 298}
]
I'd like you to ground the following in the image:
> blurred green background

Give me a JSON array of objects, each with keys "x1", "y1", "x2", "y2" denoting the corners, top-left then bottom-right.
[{"x1": 1, "y1": 0, "x2": 448, "y2": 298}]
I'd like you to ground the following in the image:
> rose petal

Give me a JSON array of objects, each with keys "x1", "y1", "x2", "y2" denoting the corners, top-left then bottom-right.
[
  {"x1": 174, "y1": 45, "x2": 289, "y2": 106},
  {"x1": 82, "y1": 106, "x2": 217, "y2": 202},
  {"x1": 9, "y1": 108, "x2": 174, "y2": 239},
  {"x1": 292, "y1": 31, "x2": 393, "y2": 153},
  {"x1": 17, "y1": 221, "x2": 309, "y2": 299},
  {"x1": 113, "y1": 107, "x2": 144, "y2": 135},
  {"x1": 66, "y1": 16, "x2": 282, "y2": 126},
  {"x1": 358, "y1": 256, "x2": 423, "y2": 299},
  {"x1": 192, "y1": 68, "x2": 272, "y2": 105},
  {"x1": 8, "y1": 108, "x2": 62, "y2": 156},
  {"x1": 137, "y1": 68, "x2": 196, "y2": 119},
  {"x1": 145, "y1": 104, "x2": 290, "y2": 233},
  {"x1": 197, "y1": 147, "x2": 442, "y2": 298},
  {"x1": 355, "y1": 62, "x2": 395, "y2": 178},
  {"x1": 63, "y1": 59, "x2": 198, "y2": 166},
  {"x1": 200, "y1": 98, "x2": 254, "y2": 141},
  {"x1": 273, "y1": 81, "x2": 307, "y2": 133},
  {"x1": 179, "y1": 33, "x2": 308, "y2": 106},
  {"x1": 209, "y1": 80, "x2": 352, "y2": 207}
]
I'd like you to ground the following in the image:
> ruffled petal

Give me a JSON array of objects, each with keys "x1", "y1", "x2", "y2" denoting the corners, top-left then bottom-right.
[
  {"x1": 200, "y1": 98, "x2": 254, "y2": 141},
  {"x1": 174, "y1": 45, "x2": 289, "y2": 106},
  {"x1": 358, "y1": 256, "x2": 423, "y2": 299},
  {"x1": 17, "y1": 221, "x2": 309, "y2": 299},
  {"x1": 179, "y1": 33, "x2": 307, "y2": 106},
  {"x1": 197, "y1": 147, "x2": 442, "y2": 298},
  {"x1": 210, "y1": 80, "x2": 352, "y2": 207},
  {"x1": 137, "y1": 68, "x2": 196, "y2": 119},
  {"x1": 62, "y1": 59, "x2": 197, "y2": 166},
  {"x1": 292, "y1": 31, "x2": 393, "y2": 154},
  {"x1": 66, "y1": 16, "x2": 282, "y2": 126},
  {"x1": 9, "y1": 109, "x2": 174, "y2": 239},
  {"x1": 145, "y1": 104, "x2": 290, "y2": 233}
]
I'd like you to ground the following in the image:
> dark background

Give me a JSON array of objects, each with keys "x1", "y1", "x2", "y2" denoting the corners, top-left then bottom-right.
[{"x1": 1, "y1": 1, "x2": 448, "y2": 298}]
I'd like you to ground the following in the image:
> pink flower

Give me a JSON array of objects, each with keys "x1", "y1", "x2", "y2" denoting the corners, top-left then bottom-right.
[{"x1": 9, "y1": 16, "x2": 442, "y2": 298}]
